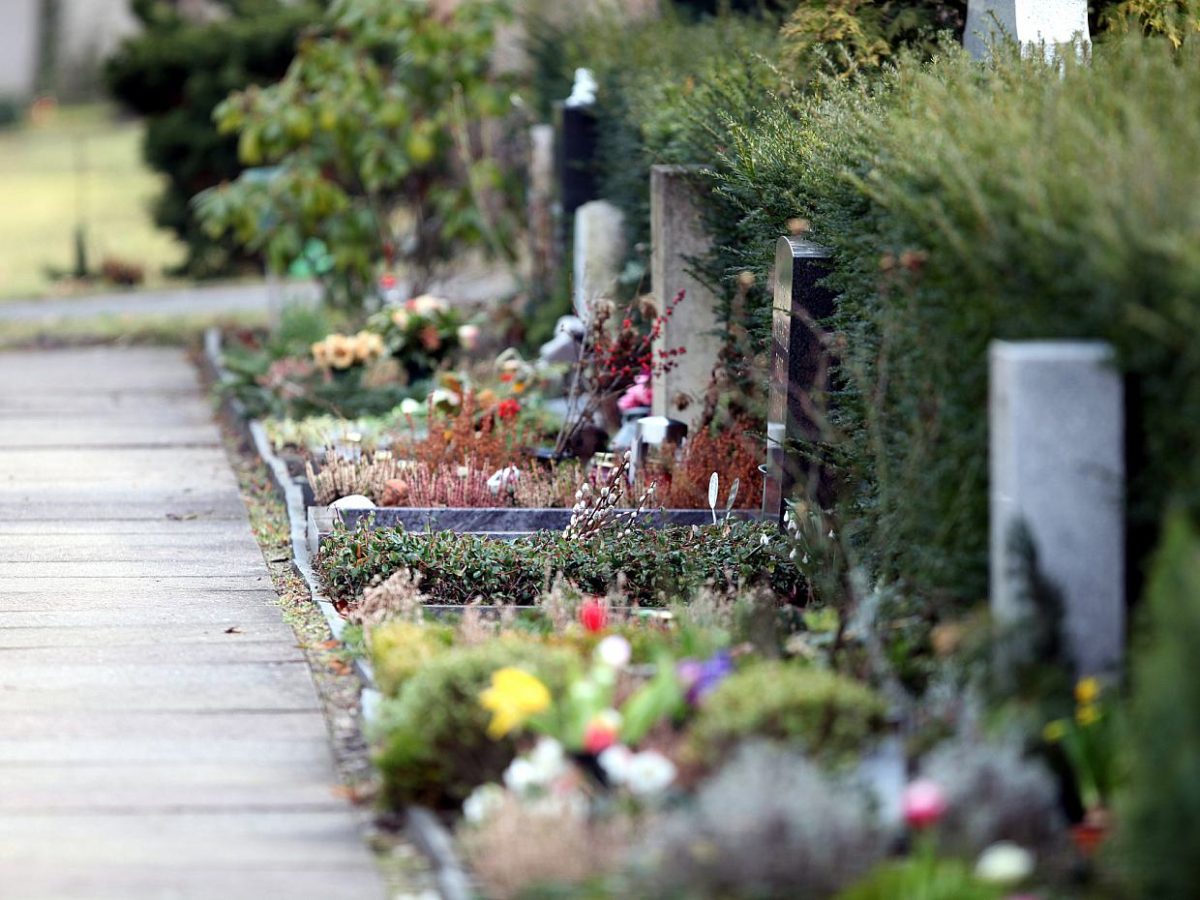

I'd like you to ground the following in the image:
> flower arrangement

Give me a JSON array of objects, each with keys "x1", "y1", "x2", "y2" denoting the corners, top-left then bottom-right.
[{"x1": 368, "y1": 293, "x2": 467, "y2": 378}]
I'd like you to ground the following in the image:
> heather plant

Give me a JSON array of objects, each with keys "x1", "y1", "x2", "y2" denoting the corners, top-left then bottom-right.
[
  {"x1": 630, "y1": 742, "x2": 888, "y2": 898},
  {"x1": 919, "y1": 736, "x2": 1070, "y2": 864}
]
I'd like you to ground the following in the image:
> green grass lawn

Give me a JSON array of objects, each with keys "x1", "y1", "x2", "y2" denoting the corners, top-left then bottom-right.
[{"x1": 0, "y1": 103, "x2": 186, "y2": 300}]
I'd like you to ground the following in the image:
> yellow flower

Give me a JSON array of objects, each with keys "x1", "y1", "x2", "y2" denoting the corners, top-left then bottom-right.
[
  {"x1": 390, "y1": 308, "x2": 410, "y2": 330},
  {"x1": 1075, "y1": 677, "x2": 1101, "y2": 706},
  {"x1": 1076, "y1": 704, "x2": 1101, "y2": 727},
  {"x1": 327, "y1": 334, "x2": 356, "y2": 370},
  {"x1": 479, "y1": 667, "x2": 550, "y2": 739},
  {"x1": 1043, "y1": 720, "x2": 1067, "y2": 744},
  {"x1": 353, "y1": 330, "x2": 385, "y2": 363},
  {"x1": 311, "y1": 340, "x2": 330, "y2": 369}
]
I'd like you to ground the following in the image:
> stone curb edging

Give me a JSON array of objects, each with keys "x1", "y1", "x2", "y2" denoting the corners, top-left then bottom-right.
[{"x1": 201, "y1": 328, "x2": 474, "y2": 900}]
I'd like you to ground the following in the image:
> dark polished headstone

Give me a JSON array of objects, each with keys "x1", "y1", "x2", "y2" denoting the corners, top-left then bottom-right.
[
  {"x1": 556, "y1": 101, "x2": 598, "y2": 222},
  {"x1": 763, "y1": 236, "x2": 838, "y2": 521}
]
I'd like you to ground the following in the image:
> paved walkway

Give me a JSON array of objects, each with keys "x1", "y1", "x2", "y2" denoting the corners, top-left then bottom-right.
[
  {"x1": 0, "y1": 347, "x2": 385, "y2": 898},
  {"x1": 0, "y1": 267, "x2": 515, "y2": 324}
]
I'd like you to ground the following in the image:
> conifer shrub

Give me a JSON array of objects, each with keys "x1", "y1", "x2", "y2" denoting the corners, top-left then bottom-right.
[
  {"x1": 1117, "y1": 510, "x2": 1200, "y2": 897},
  {"x1": 105, "y1": 0, "x2": 316, "y2": 276}
]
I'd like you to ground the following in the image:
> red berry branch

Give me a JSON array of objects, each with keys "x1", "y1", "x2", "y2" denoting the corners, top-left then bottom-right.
[{"x1": 554, "y1": 290, "x2": 688, "y2": 456}]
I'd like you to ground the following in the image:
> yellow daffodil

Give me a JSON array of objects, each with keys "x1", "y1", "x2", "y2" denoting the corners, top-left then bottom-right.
[
  {"x1": 479, "y1": 667, "x2": 550, "y2": 739},
  {"x1": 1076, "y1": 704, "x2": 1101, "y2": 727},
  {"x1": 1075, "y1": 677, "x2": 1101, "y2": 706}
]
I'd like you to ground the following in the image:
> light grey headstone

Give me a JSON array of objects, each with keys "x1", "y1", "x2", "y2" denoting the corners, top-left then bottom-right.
[
  {"x1": 965, "y1": 0, "x2": 1090, "y2": 60},
  {"x1": 990, "y1": 340, "x2": 1124, "y2": 677},
  {"x1": 572, "y1": 200, "x2": 626, "y2": 319},
  {"x1": 527, "y1": 124, "x2": 558, "y2": 301},
  {"x1": 649, "y1": 165, "x2": 723, "y2": 428}
]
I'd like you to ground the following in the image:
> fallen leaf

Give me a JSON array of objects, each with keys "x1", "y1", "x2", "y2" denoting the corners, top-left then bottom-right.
[
  {"x1": 165, "y1": 512, "x2": 199, "y2": 521},
  {"x1": 224, "y1": 626, "x2": 242, "y2": 634},
  {"x1": 328, "y1": 659, "x2": 352, "y2": 676}
]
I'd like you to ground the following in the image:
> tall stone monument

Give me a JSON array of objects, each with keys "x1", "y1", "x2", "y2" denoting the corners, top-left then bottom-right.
[
  {"x1": 964, "y1": 0, "x2": 1090, "y2": 60},
  {"x1": 649, "y1": 166, "x2": 722, "y2": 429},
  {"x1": 990, "y1": 341, "x2": 1124, "y2": 678}
]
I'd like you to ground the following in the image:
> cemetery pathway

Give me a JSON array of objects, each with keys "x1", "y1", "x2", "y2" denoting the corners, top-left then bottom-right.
[{"x1": 0, "y1": 346, "x2": 385, "y2": 898}]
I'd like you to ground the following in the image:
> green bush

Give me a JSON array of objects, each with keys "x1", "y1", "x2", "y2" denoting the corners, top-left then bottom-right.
[
  {"x1": 368, "y1": 619, "x2": 455, "y2": 697},
  {"x1": 105, "y1": 0, "x2": 315, "y2": 276},
  {"x1": 373, "y1": 638, "x2": 578, "y2": 810},
  {"x1": 688, "y1": 660, "x2": 885, "y2": 764},
  {"x1": 197, "y1": 0, "x2": 521, "y2": 309},
  {"x1": 318, "y1": 519, "x2": 803, "y2": 607},
  {"x1": 1117, "y1": 509, "x2": 1200, "y2": 897}
]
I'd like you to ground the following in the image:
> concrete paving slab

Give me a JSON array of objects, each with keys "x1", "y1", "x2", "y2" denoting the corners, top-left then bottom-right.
[
  {"x1": 0, "y1": 863, "x2": 385, "y2": 900},
  {"x1": 0, "y1": 575, "x2": 275, "y2": 594},
  {"x1": 0, "y1": 622, "x2": 297, "y2": 648},
  {"x1": 0, "y1": 811, "x2": 377, "y2": 867},
  {"x1": 0, "y1": 660, "x2": 321, "y2": 713},
  {"x1": 0, "y1": 762, "x2": 346, "y2": 813},
  {"x1": 0, "y1": 639, "x2": 305, "y2": 665}
]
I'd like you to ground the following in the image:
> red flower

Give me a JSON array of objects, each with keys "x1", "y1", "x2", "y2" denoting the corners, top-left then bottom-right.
[
  {"x1": 497, "y1": 398, "x2": 521, "y2": 420},
  {"x1": 379, "y1": 273, "x2": 397, "y2": 289},
  {"x1": 579, "y1": 598, "x2": 608, "y2": 633},
  {"x1": 583, "y1": 715, "x2": 620, "y2": 754},
  {"x1": 499, "y1": 372, "x2": 514, "y2": 383}
]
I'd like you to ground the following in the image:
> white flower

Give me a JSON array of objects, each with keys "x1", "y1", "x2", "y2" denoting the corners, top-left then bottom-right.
[
  {"x1": 975, "y1": 842, "x2": 1035, "y2": 885},
  {"x1": 428, "y1": 388, "x2": 461, "y2": 408},
  {"x1": 463, "y1": 783, "x2": 505, "y2": 825},
  {"x1": 503, "y1": 758, "x2": 538, "y2": 795},
  {"x1": 410, "y1": 294, "x2": 447, "y2": 315},
  {"x1": 399, "y1": 398, "x2": 422, "y2": 415},
  {"x1": 487, "y1": 466, "x2": 521, "y2": 494},
  {"x1": 597, "y1": 744, "x2": 634, "y2": 785},
  {"x1": 526, "y1": 737, "x2": 568, "y2": 783},
  {"x1": 504, "y1": 738, "x2": 568, "y2": 797},
  {"x1": 457, "y1": 323, "x2": 481, "y2": 350},
  {"x1": 624, "y1": 750, "x2": 677, "y2": 797},
  {"x1": 595, "y1": 635, "x2": 631, "y2": 669}
]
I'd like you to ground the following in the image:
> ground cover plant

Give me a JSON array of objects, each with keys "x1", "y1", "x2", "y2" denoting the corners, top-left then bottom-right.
[{"x1": 319, "y1": 517, "x2": 801, "y2": 608}]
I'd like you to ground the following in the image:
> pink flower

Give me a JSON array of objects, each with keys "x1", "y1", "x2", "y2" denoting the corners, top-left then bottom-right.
[
  {"x1": 902, "y1": 779, "x2": 947, "y2": 830},
  {"x1": 617, "y1": 372, "x2": 653, "y2": 412}
]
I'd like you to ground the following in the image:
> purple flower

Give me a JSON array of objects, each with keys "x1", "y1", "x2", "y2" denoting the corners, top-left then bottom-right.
[{"x1": 678, "y1": 651, "x2": 733, "y2": 705}]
